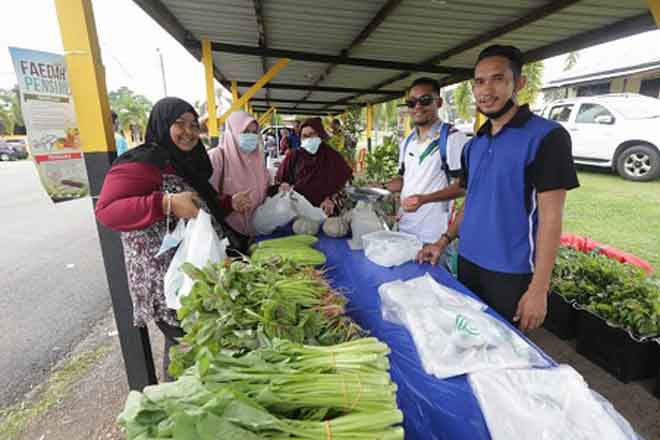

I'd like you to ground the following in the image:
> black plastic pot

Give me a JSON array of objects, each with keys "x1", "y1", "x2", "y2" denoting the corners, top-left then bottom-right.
[
  {"x1": 576, "y1": 310, "x2": 660, "y2": 383},
  {"x1": 544, "y1": 292, "x2": 579, "y2": 340}
]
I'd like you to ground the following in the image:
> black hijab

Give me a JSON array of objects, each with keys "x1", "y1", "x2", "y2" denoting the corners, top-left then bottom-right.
[{"x1": 115, "y1": 97, "x2": 225, "y2": 225}]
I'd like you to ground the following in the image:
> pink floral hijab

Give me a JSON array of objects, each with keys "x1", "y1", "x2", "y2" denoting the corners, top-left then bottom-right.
[{"x1": 209, "y1": 111, "x2": 270, "y2": 236}]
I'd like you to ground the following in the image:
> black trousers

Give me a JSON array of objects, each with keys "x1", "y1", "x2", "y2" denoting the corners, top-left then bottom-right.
[
  {"x1": 457, "y1": 255, "x2": 532, "y2": 323},
  {"x1": 155, "y1": 319, "x2": 184, "y2": 382}
]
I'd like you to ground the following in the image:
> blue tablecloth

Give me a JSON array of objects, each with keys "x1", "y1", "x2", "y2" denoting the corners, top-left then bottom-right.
[{"x1": 312, "y1": 234, "x2": 556, "y2": 440}]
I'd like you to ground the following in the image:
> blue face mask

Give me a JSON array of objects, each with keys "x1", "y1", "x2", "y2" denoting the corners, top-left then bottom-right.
[
  {"x1": 301, "y1": 137, "x2": 322, "y2": 155},
  {"x1": 155, "y1": 218, "x2": 185, "y2": 257},
  {"x1": 238, "y1": 133, "x2": 259, "y2": 153}
]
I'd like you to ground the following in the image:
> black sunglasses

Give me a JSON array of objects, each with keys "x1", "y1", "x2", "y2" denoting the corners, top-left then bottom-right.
[{"x1": 405, "y1": 94, "x2": 435, "y2": 108}]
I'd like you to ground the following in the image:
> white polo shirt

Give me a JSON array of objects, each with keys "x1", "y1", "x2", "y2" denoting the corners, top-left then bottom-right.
[{"x1": 398, "y1": 120, "x2": 470, "y2": 243}]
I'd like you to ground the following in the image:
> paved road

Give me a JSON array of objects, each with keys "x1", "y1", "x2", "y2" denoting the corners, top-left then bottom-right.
[{"x1": 0, "y1": 161, "x2": 111, "y2": 406}]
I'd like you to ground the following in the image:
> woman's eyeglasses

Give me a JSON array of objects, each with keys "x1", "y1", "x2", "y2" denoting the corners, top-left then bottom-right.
[{"x1": 405, "y1": 94, "x2": 435, "y2": 108}]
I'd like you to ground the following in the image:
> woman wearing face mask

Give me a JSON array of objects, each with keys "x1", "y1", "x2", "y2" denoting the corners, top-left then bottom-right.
[
  {"x1": 95, "y1": 97, "x2": 248, "y2": 381},
  {"x1": 275, "y1": 117, "x2": 352, "y2": 216},
  {"x1": 208, "y1": 111, "x2": 269, "y2": 237}
]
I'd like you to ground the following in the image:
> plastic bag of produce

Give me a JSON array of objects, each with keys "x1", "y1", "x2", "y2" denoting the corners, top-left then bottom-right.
[
  {"x1": 379, "y1": 274, "x2": 549, "y2": 378},
  {"x1": 164, "y1": 210, "x2": 227, "y2": 309},
  {"x1": 290, "y1": 190, "x2": 326, "y2": 223},
  {"x1": 348, "y1": 201, "x2": 384, "y2": 250},
  {"x1": 469, "y1": 365, "x2": 639, "y2": 440},
  {"x1": 363, "y1": 230, "x2": 423, "y2": 267},
  {"x1": 252, "y1": 191, "x2": 297, "y2": 235}
]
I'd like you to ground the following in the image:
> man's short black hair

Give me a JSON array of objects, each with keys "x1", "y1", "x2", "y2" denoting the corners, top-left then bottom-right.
[
  {"x1": 111, "y1": 110, "x2": 118, "y2": 124},
  {"x1": 408, "y1": 77, "x2": 440, "y2": 95},
  {"x1": 476, "y1": 45, "x2": 524, "y2": 78}
]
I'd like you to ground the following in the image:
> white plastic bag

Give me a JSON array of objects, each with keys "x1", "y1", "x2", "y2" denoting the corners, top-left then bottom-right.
[
  {"x1": 469, "y1": 366, "x2": 638, "y2": 440},
  {"x1": 379, "y1": 274, "x2": 549, "y2": 379},
  {"x1": 252, "y1": 190, "x2": 324, "y2": 235},
  {"x1": 164, "y1": 210, "x2": 227, "y2": 310},
  {"x1": 290, "y1": 190, "x2": 326, "y2": 223},
  {"x1": 348, "y1": 201, "x2": 384, "y2": 250},
  {"x1": 252, "y1": 192, "x2": 297, "y2": 235},
  {"x1": 155, "y1": 218, "x2": 186, "y2": 258},
  {"x1": 363, "y1": 230, "x2": 423, "y2": 267}
]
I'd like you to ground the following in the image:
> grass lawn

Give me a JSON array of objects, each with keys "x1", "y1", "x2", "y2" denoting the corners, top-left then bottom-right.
[{"x1": 563, "y1": 168, "x2": 660, "y2": 273}]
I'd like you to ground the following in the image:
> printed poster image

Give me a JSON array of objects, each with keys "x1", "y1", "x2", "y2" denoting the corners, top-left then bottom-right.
[{"x1": 9, "y1": 47, "x2": 89, "y2": 202}]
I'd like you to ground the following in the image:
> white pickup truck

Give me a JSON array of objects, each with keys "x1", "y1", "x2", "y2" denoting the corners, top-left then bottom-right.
[{"x1": 541, "y1": 94, "x2": 660, "y2": 181}]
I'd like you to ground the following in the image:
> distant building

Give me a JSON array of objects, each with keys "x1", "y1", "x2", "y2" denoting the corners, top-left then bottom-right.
[{"x1": 543, "y1": 56, "x2": 660, "y2": 102}]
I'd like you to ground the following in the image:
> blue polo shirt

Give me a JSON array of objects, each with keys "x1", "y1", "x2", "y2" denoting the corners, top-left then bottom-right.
[{"x1": 458, "y1": 105, "x2": 579, "y2": 274}]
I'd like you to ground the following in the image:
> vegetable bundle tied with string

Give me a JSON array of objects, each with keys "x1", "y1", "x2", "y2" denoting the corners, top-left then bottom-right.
[
  {"x1": 118, "y1": 338, "x2": 404, "y2": 440},
  {"x1": 169, "y1": 257, "x2": 365, "y2": 378}
]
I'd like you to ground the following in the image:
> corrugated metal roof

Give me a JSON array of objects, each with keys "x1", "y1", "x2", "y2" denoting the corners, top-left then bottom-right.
[{"x1": 135, "y1": 0, "x2": 656, "y2": 112}]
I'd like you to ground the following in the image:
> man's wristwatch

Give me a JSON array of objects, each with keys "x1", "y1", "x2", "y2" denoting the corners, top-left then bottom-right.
[{"x1": 440, "y1": 233, "x2": 454, "y2": 244}]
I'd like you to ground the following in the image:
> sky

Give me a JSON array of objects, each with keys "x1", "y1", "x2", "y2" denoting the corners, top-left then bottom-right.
[{"x1": 0, "y1": 1, "x2": 658, "y2": 106}]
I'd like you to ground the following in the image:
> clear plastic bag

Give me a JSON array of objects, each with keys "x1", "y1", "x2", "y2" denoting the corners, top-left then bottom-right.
[
  {"x1": 348, "y1": 201, "x2": 384, "y2": 250},
  {"x1": 164, "y1": 210, "x2": 227, "y2": 310},
  {"x1": 253, "y1": 190, "x2": 325, "y2": 235},
  {"x1": 363, "y1": 230, "x2": 423, "y2": 267},
  {"x1": 252, "y1": 192, "x2": 297, "y2": 235},
  {"x1": 468, "y1": 365, "x2": 641, "y2": 440},
  {"x1": 379, "y1": 274, "x2": 549, "y2": 379}
]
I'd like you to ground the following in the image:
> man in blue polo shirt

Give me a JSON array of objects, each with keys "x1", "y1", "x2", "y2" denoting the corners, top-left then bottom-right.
[{"x1": 418, "y1": 45, "x2": 579, "y2": 332}]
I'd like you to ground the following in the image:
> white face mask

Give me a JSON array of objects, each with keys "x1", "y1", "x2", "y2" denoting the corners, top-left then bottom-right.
[
  {"x1": 155, "y1": 218, "x2": 186, "y2": 257},
  {"x1": 301, "y1": 137, "x2": 322, "y2": 155},
  {"x1": 238, "y1": 133, "x2": 259, "y2": 153}
]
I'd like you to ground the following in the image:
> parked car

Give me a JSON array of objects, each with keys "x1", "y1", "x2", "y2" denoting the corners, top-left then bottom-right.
[
  {"x1": 541, "y1": 93, "x2": 660, "y2": 181},
  {"x1": 0, "y1": 139, "x2": 28, "y2": 161}
]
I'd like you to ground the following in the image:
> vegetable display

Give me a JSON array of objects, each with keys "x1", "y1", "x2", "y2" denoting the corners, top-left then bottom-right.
[
  {"x1": 250, "y1": 235, "x2": 326, "y2": 267},
  {"x1": 118, "y1": 244, "x2": 404, "y2": 439},
  {"x1": 293, "y1": 217, "x2": 322, "y2": 236},
  {"x1": 322, "y1": 217, "x2": 349, "y2": 238},
  {"x1": 552, "y1": 247, "x2": 660, "y2": 338},
  {"x1": 169, "y1": 257, "x2": 364, "y2": 378}
]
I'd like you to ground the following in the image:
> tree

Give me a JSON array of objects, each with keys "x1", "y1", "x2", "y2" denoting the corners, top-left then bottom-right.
[
  {"x1": 108, "y1": 86, "x2": 153, "y2": 141},
  {"x1": 452, "y1": 81, "x2": 473, "y2": 121},
  {"x1": 564, "y1": 51, "x2": 579, "y2": 71},
  {"x1": 0, "y1": 86, "x2": 24, "y2": 135},
  {"x1": 518, "y1": 61, "x2": 544, "y2": 106}
]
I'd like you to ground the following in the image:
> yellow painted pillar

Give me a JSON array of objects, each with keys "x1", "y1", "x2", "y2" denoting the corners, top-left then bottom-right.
[
  {"x1": 54, "y1": 0, "x2": 157, "y2": 390},
  {"x1": 648, "y1": 0, "x2": 660, "y2": 26},
  {"x1": 201, "y1": 40, "x2": 219, "y2": 146},
  {"x1": 474, "y1": 111, "x2": 487, "y2": 134},
  {"x1": 55, "y1": 0, "x2": 113, "y2": 154},
  {"x1": 231, "y1": 80, "x2": 239, "y2": 101}
]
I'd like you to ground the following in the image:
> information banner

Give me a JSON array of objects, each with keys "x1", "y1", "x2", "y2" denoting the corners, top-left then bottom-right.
[{"x1": 9, "y1": 47, "x2": 89, "y2": 202}]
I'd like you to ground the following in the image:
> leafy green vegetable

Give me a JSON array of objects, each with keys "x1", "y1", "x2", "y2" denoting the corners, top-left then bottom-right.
[
  {"x1": 552, "y1": 247, "x2": 660, "y2": 338},
  {"x1": 169, "y1": 258, "x2": 365, "y2": 378}
]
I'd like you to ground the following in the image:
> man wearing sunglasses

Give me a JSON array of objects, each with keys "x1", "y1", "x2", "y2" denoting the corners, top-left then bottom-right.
[
  {"x1": 417, "y1": 45, "x2": 579, "y2": 332},
  {"x1": 384, "y1": 77, "x2": 470, "y2": 252}
]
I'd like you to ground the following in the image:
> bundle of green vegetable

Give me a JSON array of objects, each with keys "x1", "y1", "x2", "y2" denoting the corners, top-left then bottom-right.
[
  {"x1": 169, "y1": 258, "x2": 364, "y2": 377},
  {"x1": 250, "y1": 235, "x2": 326, "y2": 266},
  {"x1": 552, "y1": 247, "x2": 660, "y2": 338},
  {"x1": 118, "y1": 339, "x2": 404, "y2": 440}
]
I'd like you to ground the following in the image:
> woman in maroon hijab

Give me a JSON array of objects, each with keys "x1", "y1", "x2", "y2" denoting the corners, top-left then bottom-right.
[{"x1": 275, "y1": 117, "x2": 352, "y2": 216}]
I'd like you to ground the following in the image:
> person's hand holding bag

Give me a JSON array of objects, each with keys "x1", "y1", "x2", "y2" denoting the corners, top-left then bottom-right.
[{"x1": 162, "y1": 191, "x2": 200, "y2": 219}]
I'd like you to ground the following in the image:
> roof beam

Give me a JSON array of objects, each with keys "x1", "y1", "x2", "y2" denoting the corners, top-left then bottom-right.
[
  {"x1": 201, "y1": 41, "x2": 472, "y2": 75},
  {"x1": 297, "y1": 0, "x2": 403, "y2": 107},
  {"x1": 438, "y1": 12, "x2": 657, "y2": 88},
  {"x1": 234, "y1": 81, "x2": 403, "y2": 95},
  {"x1": 250, "y1": 98, "x2": 361, "y2": 105},
  {"x1": 325, "y1": 0, "x2": 580, "y2": 108}
]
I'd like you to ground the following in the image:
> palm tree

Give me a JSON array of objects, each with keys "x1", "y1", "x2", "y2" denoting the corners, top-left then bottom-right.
[
  {"x1": 518, "y1": 61, "x2": 544, "y2": 106},
  {"x1": 108, "y1": 87, "x2": 153, "y2": 143},
  {"x1": 452, "y1": 81, "x2": 473, "y2": 121}
]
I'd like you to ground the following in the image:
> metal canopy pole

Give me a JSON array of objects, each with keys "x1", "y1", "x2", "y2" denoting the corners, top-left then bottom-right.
[{"x1": 54, "y1": 0, "x2": 157, "y2": 390}]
